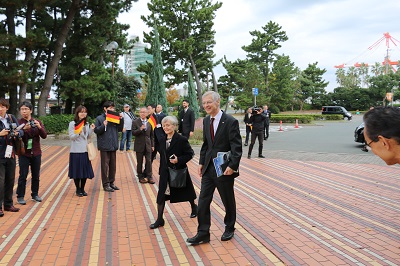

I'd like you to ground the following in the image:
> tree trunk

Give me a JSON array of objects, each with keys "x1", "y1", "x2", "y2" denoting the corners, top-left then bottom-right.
[
  {"x1": 19, "y1": 0, "x2": 34, "y2": 105},
  {"x1": 211, "y1": 69, "x2": 218, "y2": 93},
  {"x1": 37, "y1": 0, "x2": 81, "y2": 117},
  {"x1": 189, "y1": 55, "x2": 203, "y2": 109},
  {"x1": 6, "y1": 5, "x2": 18, "y2": 115}
]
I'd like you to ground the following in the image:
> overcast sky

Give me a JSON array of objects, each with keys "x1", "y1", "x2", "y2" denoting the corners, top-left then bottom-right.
[{"x1": 118, "y1": 0, "x2": 400, "y2": 92}]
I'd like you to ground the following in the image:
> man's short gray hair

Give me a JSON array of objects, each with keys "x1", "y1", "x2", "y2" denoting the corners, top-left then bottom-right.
[{"x1": 202, "y1": 91, "x2": 220, "y2": 102}]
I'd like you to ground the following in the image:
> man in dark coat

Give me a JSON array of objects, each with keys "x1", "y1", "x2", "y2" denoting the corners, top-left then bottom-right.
[
  {"x1": 248, "y1": 106, "x2": 267, "y2": 159},
  {"x1": 94, "y1": 101, "x2": 124, "y2": 192},
  {"x1": 263, "y1": 105, "x2": 272, "y2": 140},
  {"x1": 178, "y1": 99, "x2": 195, "y2": 139},
  {"x1": 187, "y1": 91, "x2": 242, "y2": 245},
  {"x1": 243, "y1": 107, "x2": 252, "y2": 146},
  {"x1": 132, "y1": 107, "x2": 155, "y2": 184}
]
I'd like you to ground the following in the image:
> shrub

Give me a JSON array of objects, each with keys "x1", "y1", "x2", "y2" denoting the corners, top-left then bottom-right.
[
  {"x1": 270, "y1": 114, "x2": 344, "y2": 124},
  {"x1": 39, "y1": 114, "x2": 95, "y2": 134},
  {"x1": 188, "y1": 128, "x2": 203, "y2": 146}
]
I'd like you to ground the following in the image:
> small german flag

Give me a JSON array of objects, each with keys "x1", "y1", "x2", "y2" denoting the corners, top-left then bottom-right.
[
  {"x1": 74, "y1": 119, "x2": 85, "y2": 134},
  {"x1": 148, "y1": 114, "x2": 156, "y2": 130},
  {"x1": 106, "y1": 110, "x2": 120, "y2": 124}
]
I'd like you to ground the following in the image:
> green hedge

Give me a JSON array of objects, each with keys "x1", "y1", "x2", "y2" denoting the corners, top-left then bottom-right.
[
  {"x1": 39, "y1": 114, "x2": 95, "y2": 134},
  {"x1": 270, "y1": 114, "x2": 343, "y2": 124}
]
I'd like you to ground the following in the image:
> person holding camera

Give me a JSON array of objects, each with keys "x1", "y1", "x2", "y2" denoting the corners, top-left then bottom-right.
[
  {"x1": 0, "y1": 98, "x2": 24, "y2": 217},
  {"x1": 149, "y1": 116, "x2": 197, "y2": 229},
  {"x1": 16, "y1": 101, "x2": 47, "y2": 205},
  {"x1": 247, "y1": 106, "x2": 267, "y2": 159}
]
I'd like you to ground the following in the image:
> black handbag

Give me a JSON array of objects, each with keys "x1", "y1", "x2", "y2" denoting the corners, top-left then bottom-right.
[
  {"x1": 164, "y1": 151, "x2": 187, "y2": 188},
  {"x1": 168, "y1": 166, "x2": 187, "y2": 188}
]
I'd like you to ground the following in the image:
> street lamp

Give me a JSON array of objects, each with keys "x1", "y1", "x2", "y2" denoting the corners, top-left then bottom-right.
[{"x1": 105, "y1": 41, "x2": 119, "y2": 77}]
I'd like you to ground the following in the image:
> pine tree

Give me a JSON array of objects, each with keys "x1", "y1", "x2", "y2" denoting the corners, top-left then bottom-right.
[
  {"x1": 145, "y1": 27, "x2": 167, "y2": 113},
  {"x1": 187, "y1": 69, "x2": 199, "y2": 119}
]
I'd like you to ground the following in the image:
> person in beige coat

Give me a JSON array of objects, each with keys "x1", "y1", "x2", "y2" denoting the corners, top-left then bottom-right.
[{"x1": 132, "y1": 107, "x2": 154, "y2": 184}]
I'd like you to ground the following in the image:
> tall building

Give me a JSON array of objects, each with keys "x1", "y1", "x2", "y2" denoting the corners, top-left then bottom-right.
[{"x1": 124, "y1": 36, "x2": 153, "y2": 82}]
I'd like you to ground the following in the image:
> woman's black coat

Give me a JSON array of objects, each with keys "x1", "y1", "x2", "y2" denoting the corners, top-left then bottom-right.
[{"x1": 156, "y1": 132, "x2": 196, "y2": 204}]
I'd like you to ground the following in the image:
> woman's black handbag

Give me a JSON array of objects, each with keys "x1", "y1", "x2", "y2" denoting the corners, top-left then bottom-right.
[{"x1": 168, "y1": 166, "x2": 187, "y2": 188}]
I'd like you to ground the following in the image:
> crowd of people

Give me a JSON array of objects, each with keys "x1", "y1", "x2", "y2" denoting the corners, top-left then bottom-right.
[
  {"x1": 1, "y1": 95, "x2": 399, "y2": 246},
  {"x1": 0, "y1": 93, "x2": 244, "y2": 245}
]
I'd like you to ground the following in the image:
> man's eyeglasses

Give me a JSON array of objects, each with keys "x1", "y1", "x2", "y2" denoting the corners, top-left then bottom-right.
[
  {"x1": 365, "y1": 139, "x2": 375, "y2": 150},
  {"x1": 202, "y1": 101, "x2": 214, "y2": 105}
]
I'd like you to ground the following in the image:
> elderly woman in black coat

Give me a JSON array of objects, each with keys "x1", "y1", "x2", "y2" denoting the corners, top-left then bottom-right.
[{"x1": 150, "y1": 116, "x2": 197, "y2": 229}]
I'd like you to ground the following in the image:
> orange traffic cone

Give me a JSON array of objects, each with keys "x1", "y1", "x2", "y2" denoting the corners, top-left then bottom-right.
[
  {"x1": 279, "y1": 120, "x2": 283, "y2": 131},
  {"x1": 294, "y1": 119, "x2": 299, "y2": 129}
]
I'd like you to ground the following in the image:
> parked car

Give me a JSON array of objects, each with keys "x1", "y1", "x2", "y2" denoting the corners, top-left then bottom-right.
[
  {"x1": 354, "y1": 123, "x2": 365, "y2": 143},
  {"x1": 322, "y1": 106, "x2": 352, "y2": 120}
]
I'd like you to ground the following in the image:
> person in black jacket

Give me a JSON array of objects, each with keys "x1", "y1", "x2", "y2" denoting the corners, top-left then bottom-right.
[
  {"x1": 0, "y1": 98, "x2": 24, "y2": 217},
  {"x1": 178, "y1": 100, "x2": 195, "y2": 139},
  {"x1": 243, "y1": 107, "x2": 252, "y2": 146},
  {"x1": 263, "y1": 105, "x2": 272, "y2": 140},
  {"x1": 94, "y1": 101, "x2": 124, "y2": 192},
  {"x1": 149, "y1": 115, "x2": 197, "y2": 229},
  {"x1": 247, "y1": 106, "x2": 267, "y2": 159}
]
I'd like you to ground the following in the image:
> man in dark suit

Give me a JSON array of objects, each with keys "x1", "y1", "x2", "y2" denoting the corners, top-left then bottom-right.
[
  {"x1": 263, "y1": 105, "x2": 271, "y2": 140},
  {"x1": 132, "y1": 107, "x2": 155, "y2": 184},
  {"x1": 178, "y1": 99, "x2": 195, "y2": 139},
  {"x1": 243, "y1": 107, "x2": 252, "y2": 146},
  {"x1": 153, "y1": 104, "x2": 166, "y2": 159},
  {"x1": 187, "y1": 91, "x2": 242, "y2": 245}
]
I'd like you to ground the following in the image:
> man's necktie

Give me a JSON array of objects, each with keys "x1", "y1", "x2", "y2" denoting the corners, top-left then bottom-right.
[{"x1": 210, "y1": 117, "x2": 215, "y2": 142}]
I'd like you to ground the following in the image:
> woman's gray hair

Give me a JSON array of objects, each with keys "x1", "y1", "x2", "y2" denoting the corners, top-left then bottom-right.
[{"x1": 161, "y1": 115, "x2": 178, "y2": 127}]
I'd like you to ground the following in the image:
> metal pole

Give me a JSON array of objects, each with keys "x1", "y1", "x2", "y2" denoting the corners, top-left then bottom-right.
[{"x1": 112, "y1": 53, "x2": 115, "y2": 78}]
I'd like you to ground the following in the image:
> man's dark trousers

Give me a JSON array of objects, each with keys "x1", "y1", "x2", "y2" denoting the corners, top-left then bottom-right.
[
  {"x1": 17, "y1": 155, "x2": 41, "y2": 198},
  {"x1": 0, "y1": 158, "x2": 16, "y2": 207},
  {"x1": 136, "y1": 151, "x2": 152, "y2": 178},
  {"x1": 248, "y1": 131, "x2": 264, "y2": 156},
  {"x1": 100, "y1": 151, "x2": 116, "y2": 187},
  {"x1": 197, "y1": 165, "x2": 236, "y2": 234}
]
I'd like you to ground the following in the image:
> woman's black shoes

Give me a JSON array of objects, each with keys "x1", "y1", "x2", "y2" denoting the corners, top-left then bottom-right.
[
  {"x1": 149, "y1": 219, "x2": 165, "y2": 229},
  {"x1": 190, "y1": 204, "x2": 198, "y2": 218},
  {"x1": 76, "y1": 188, "x2": 87, "y2": 197},
  {"x1": 76, "y1": 189, "x2": 83, "y2": 197}
]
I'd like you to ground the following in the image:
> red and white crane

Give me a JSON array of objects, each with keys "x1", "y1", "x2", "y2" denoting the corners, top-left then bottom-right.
[{"x1": 334, "y1": 32, "x2": 400, "y2": 72}]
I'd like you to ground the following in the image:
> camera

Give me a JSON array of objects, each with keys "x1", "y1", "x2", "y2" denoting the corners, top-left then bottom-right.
[
  {"x1": 29, "y1": 120, "x2": 36, "y2": 128},
  {"x1": 252, "y1": 106, "x2": 262, "y2": 115},
  {"x1": 9, "y1": 123, "x2": 17, "y2": 138}
]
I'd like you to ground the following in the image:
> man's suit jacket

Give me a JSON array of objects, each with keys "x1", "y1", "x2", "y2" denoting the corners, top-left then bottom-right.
[
  {"x1": 178, "y1": 108, "x2": 195, "y2": 135},
  {"x1": 154, "y1": 112, "x2": 166, "y2": 142},
  {"x1": 244, "y1": 113, "x2": 251, "y2": 124},
  {"x1": 199, "y1": 112, "x2": 242, "y2": 180},
  {"x1": 131, "y1": 118, "x2": 154, "y2": 153}
]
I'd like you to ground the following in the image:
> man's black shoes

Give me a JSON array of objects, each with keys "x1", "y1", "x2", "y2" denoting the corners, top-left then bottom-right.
[
  {"x1": 221, "y1": 229, "x2": 235, "y2": 241},
  {"x1": 110, "y1": 183, "x2": 120, "y2": 190},
  {"x1": 187, "y1": 233, "x2": 210, "y2": 245},
  {"x1": 258, "y1": 154, "x2": 265, "y2": 158},
  {"x1": 103, "y1": 186, "x2": 114, "y2": 192}
]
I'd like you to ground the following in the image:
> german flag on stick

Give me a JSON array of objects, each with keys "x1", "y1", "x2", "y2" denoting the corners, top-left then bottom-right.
[
  {"x1": 106, "y1": 110, "x2": 120, "y2": 124},
  {"x1": 74, "y1": 119, "x2": 85, "y2": 134},
  {"x1": 148, "y1": 114, "x2": 156, "y2": 130}
]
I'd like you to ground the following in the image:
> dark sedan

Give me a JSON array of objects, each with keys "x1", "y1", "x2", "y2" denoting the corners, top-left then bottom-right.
[{"x1": 354, "y1": 123, "x2": 365, "y2": 143}]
